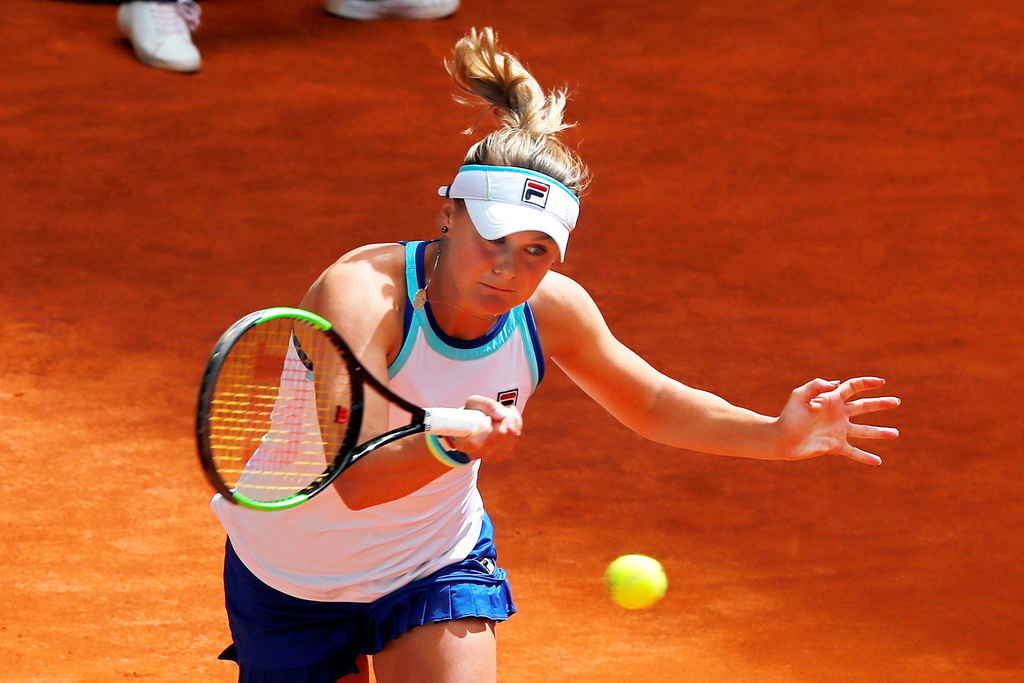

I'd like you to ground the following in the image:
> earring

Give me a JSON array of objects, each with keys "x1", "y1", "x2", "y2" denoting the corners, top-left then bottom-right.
[{"x1": 441, "y1": 226, "x2": 449, "y2": 233}]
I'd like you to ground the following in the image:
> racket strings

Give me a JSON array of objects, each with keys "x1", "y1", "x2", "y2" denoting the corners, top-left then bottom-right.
[{"x1": 207, "y1": 319, "x2": 355, "y2": 502}]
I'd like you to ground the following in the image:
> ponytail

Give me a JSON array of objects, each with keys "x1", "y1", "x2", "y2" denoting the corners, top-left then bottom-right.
[{"x1": 447, "y1": 28, "x2": 590, "y2": 197}]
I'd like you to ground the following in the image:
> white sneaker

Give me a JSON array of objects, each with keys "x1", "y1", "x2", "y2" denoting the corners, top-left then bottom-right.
[
  {"x1": 117, "y1": 1, "x2": 202, "y2": 73},
  {"x1": 324, "y1": 0, "x2": 459, "y2": 20}
]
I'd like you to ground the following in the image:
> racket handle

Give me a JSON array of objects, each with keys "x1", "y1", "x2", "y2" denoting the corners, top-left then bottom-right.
[{"x1": 423, "y1": 408, "x2": 489, "y2": 437}]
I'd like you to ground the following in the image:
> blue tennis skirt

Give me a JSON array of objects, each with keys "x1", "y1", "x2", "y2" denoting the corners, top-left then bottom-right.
[{"x1": 218, "y1": 514, "x2": 516, "y2": 681}]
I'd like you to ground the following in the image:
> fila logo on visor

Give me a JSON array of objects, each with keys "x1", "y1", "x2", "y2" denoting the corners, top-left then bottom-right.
[{"x1": 522, "y1": 179, "x2": 550, "y2": 208}]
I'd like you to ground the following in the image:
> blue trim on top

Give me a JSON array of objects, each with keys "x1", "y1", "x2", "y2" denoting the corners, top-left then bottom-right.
[
  {"x1": 413, "y1": 240, "x2": 430, "y2": 291},
  {"x1": 424, "y1": 304, "x2": 510, "y2": 351},
  {"x1": 389, "y1": 240, "x2": 545, "y2": 392},
  {"x1": 400, "y1": 241, "x2": 430, "y2": 344},
  {"x1": 499, "y1": 305, "x2": 541, "y2": 390},
  {"x1": 392, "y1": 241, "x2": 425, "y2": 378},
  {"x1": 521, "y1": 302, "x2": 545, "y2": 385},
  {"x1": 457, "y1": 164, "x2": 581, "y2": 204},
  {"x1": 387, "y1": 240, "x2": 544, "y2": 393}
]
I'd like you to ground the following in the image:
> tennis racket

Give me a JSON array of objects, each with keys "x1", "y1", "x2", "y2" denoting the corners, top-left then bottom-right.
[{"x1": 196, "y1": 307, "x2": 488, "y2": 511}]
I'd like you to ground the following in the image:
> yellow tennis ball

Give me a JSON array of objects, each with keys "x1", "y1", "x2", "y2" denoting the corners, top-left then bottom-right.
[{"x1": 606, "y1": 554, "x2": 668, "y2": 609}]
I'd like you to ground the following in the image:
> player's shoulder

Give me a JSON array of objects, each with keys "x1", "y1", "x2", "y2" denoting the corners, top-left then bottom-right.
[
  {"x1": 302, "y1": 243, "x2": 408, "y2": 354},
  {"x1": 315, "y1": 242, "x2": 405, "y2": 289},
  {"x1": 531, "y1": 270, "x2": 593, "y2": 311},
  {"x1": 529, "y1": 271, "x2": 604, "y2": 351},
  {"x1": 303, "y1": 243, "x2": 405, "y2": 312},
  {"x1": 335, "y1": 242, "x2": 406, "y2": 273}
]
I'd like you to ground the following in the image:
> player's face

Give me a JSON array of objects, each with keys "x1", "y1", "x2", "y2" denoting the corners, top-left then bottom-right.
[{"x1": 442, "y1": 202, "x2": 559, "y2": 318}]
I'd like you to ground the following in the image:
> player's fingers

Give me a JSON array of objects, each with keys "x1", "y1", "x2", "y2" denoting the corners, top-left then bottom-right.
[
  {"x1": 847, "y1": 396, "x2": 901, "y2": 417},
  {"x1": 463, "y1": 395, "x2": 519, "y2": 426},
  {"x1": 793, "y1": 378, "x2": 841, "y2": 403},
  {"x1": 839, "y1": 445, "x2": 883, "y2": 466},
  {"x1": 464, "y1": 394, "x2": 502, "y2": 414},
  {"x1": 500, "y1": 404, "x2": 523, "y2": 432},
  {"x1": 493, "y1": 420, "x2": 522, "y2": 441},
  {"x1": 837, "y1": 376, "x2": 886, "y2": 401},
  {"x1": 465, "y1": 396, "x2": 523, "y2": 443},
  {"x1": 848, "y1": 422, "x2": 900, "y2": 441}
]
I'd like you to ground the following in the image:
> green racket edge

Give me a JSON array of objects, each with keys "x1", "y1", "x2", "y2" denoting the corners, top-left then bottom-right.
[
  {"x1": 223, "y1": 306, "x2": 335, "y2": 511},
  {"x1": 232, "y1": 491, "x2": 314, "y2": 511},
  {"x1": 257, "y1": 306, "x2": 333, "y2": 331}
]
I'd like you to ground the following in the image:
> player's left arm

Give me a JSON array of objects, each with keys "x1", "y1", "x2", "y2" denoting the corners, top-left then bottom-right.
[{"x1": 531, "y1": 274, "x2": 899, "y2": 464}]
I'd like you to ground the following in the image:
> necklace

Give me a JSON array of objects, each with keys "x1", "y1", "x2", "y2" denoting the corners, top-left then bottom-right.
[
  {"x1": 412, "y1": 241, "x2": 499, "y2": 324},
  {"x1": 412, "y1": 243, "x2": 441, "y2": 311}
]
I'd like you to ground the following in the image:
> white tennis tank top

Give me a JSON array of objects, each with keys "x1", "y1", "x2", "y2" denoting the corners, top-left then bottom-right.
[{"x1": 211, "y1": 241, "x2": 544, "y2": 602}]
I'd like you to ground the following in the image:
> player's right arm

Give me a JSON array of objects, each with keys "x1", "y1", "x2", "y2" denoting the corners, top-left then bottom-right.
[{"x1": 300, "y1": 245, "x2": 516, "y2": 509}]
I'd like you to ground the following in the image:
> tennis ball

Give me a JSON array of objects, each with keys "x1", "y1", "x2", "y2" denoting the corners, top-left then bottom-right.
[{"x1": 606, "y1": 554, "x2": 668, "y2": 609}]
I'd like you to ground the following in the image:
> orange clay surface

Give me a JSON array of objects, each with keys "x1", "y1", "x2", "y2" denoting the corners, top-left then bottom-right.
[{"x1": 2, "y1": 1, "x2": 1022, "y2": 681}]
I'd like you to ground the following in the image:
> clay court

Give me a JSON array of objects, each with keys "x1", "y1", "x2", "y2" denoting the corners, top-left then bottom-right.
[{"x1": 3, "y1": 0, "x2": 1022, "y2": 680}]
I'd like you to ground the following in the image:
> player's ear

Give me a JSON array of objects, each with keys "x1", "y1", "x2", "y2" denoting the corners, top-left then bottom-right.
[{"x1": 437, "y1": 200, "x2": 457, "y2": 230}]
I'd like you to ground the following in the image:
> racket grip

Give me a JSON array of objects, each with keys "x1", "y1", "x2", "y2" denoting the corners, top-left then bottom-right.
[{"x1": 423, "y1": 408, "x2": 489, "y2": 437}]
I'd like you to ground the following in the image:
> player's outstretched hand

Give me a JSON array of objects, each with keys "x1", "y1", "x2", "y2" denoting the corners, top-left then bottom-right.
[{"x1": 775, "y1": 377, "x2": 900, "y2": 465}]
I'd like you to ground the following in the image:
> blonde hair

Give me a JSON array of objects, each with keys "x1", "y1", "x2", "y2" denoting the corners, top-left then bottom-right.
[{"x1": 447, "y1": 28, "x2": 590, "y2": 197}]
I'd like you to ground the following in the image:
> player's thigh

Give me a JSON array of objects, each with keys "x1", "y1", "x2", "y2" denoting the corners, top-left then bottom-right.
[{"x1": 371, "y1": 618, "x2": 496, "y2": 683}]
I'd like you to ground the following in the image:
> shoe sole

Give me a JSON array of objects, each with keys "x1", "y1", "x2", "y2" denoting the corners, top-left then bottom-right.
[
  {"x1": 131, "y1": 45, "x2": 202, "y2": 73},
  {"x1": 324, "y1": 0, "x2": 458, "y2": 20}
]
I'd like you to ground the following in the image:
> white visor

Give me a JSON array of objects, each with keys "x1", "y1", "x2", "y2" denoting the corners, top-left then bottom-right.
[{"x1": 438, "y1": 165, "x2": 580, "y2": 260}]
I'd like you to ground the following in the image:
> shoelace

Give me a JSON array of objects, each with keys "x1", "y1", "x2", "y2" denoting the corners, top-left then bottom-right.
[
  {"x1": 153, "y1": 0, "x2": 201, "y2": 36},
  {"x1": 176, "y1": 0, "x2": 201, "y2": 30}
]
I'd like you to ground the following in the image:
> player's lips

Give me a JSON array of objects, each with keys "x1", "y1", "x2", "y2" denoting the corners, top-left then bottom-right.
[{"x1": 480, "y1": 282, "x2": 515, "y2": 293}]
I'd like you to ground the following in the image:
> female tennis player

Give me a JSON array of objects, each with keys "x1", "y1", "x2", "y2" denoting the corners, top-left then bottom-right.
[{"x1": 211, "y1": 27, "x2": 900, "y2": 683}]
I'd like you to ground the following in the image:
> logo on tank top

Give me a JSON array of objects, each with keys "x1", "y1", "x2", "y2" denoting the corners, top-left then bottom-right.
[
  {"x1": 522, "y1": 179, "x2": 550, "y2": 208},
  {"x1": 497, "y1": 389, "x2": 519, "y2": 407}
]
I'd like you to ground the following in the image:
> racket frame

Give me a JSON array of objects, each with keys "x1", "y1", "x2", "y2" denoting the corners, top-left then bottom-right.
[{"x1": 196, "y1": 307, "x2": 441, "y2": 511}]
